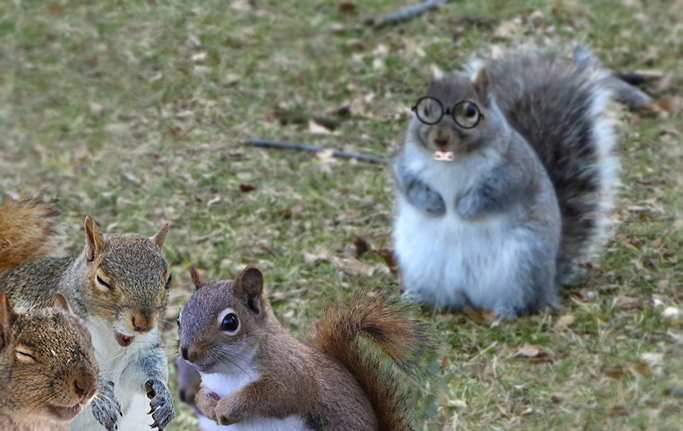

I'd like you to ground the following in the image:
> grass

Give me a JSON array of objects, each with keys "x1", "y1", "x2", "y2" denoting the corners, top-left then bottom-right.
[{"x1": 1, "y1": 0, "x2": 682, "y2": 429}]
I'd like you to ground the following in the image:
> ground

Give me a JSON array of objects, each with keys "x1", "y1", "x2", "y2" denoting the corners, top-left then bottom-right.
[{"x1": 1, "y1": 0, "x2": 682, "y2": 430}]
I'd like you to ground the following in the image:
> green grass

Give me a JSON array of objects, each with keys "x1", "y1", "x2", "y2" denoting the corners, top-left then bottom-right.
[{"x1": 1, "y1": 0, "x2": 682, "y2": 430}]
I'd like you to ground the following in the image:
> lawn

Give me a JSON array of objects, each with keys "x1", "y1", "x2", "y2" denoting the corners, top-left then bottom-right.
[{"x1": 1, "y1": 0, "x2": 682, "y2": 430}]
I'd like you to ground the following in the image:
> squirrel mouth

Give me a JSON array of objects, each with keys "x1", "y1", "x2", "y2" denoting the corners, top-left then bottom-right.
[
  {"x1": 194, "y1": 361, "x2": 216, "y2": 373},
  {"x1": 48, "y1": 403, "x2": 82, "y2": 420},
  {"x1": 115, "y1": 332, "x2": 135, "y2": 347}
]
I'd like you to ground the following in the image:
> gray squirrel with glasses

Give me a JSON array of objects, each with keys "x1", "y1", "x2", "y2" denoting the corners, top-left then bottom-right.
[{"x1": 392, "y1": 45, "x2": 652, "y2": 319}]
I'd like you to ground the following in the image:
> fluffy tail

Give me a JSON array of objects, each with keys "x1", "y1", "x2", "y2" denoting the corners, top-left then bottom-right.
[
  {"x1": 466, "y1": 45, "x2": 649, "y2": 283},
  {"x1": 312, "y1": 292, "x2": 437, "y2": 431},
  {"x1": 0, "y1": 194, "x2": 64, "y2": 277}
]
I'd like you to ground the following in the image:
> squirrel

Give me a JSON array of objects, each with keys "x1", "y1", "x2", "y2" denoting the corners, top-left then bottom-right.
[
  {"x1": 173, "y1": 356, "x2": 224, "y2": 431},
  {"x1": 0, "y1": 194, "x2": 176, "y2": 431},
  {"x1": 392, "y1": 45, "x2": 652, "y2": 319},
  {"x1": 177, "y1": 264, "x2": 436, "y2": 431},
  {"x1": 0, "y1": 292, "x2": 99, "y2": 431}
]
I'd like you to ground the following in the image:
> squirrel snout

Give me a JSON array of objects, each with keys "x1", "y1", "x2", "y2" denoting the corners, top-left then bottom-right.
[
  {"x1": 72, "y1": 373, "x2": 98, "y2": 401},
  {"x1": 130, "y1": 310, "x2": 156, "y2": 333},
  {"x1": 180, "y1": 346, "x2": 200, "y2": 362}
]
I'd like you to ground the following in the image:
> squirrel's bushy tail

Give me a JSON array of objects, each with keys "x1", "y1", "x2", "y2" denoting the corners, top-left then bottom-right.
[
  {"x1": 0, "y1": 194, "x2": 64, "y2": 277},
  {"x1": 466, "y1": 45, "x2": 650, "y2": 283},
  {"x1": 312, "y1": 292, "x2": 436, "y2": 431}
]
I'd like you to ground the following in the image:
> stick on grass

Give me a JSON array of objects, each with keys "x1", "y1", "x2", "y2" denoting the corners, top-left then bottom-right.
[
  {"x1": 243, "y1": 139, "x2": 388, "y2": 165},
  {"x1": 365, "y1": 0, "x2": 458, "y2": 28}
]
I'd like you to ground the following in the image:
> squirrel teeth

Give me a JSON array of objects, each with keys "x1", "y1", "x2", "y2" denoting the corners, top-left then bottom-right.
[{"x1": 115, "y1": 332, "x2": 135, "y2": 347}]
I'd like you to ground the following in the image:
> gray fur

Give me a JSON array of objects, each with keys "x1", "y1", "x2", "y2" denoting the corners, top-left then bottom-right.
[
  {"x1": 394, "y1": 159, "x2": 446, "y2": 216},
  {"x1": 91, "y1": 379, "x2": 122, "y2": 431}
]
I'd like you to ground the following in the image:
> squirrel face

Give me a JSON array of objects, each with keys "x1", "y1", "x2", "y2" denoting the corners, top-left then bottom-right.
[
  {"x1": 409, "y1": 69, "x2": 498, "y2": 156},
  {"x1": 0, "y1": 293, "x2": 98, "y2": 425},
  {"x1": 81, "y1": 217, "x2": 172, "y2": 347},
  {"x1": 177, "y1": 265, "x2": 267, "y2": 375}
]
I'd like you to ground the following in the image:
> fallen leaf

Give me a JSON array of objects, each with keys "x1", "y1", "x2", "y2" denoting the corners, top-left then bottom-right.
[
  {"x1": 613, "y1": 295, "x2": 642, "y2": 310},
  {"x1": 375, "y1": 248, "x2": 399, "y2": 274},
  {"x1": 353, "y1": 236, "x2": 370, "y2": 258},
  {"x1": 604, "y1": 365, "x2": 626, "y2": 379},
  {"x1": 309, "y1": 120, "x2": 334, "y2": 135},
  {"x1": 343, "y1": 258, "x2": 375, "y2": 276},
  {"x1": 550, "y1": 394, "x2": 564, "y2": 403},
  {"x1": 463, "y1": 306, "x2": 497, "y2": 325},
  {"x1": 514, "y1": 344, "x2": 543, "y2": 358},
  {"x1": 339, "y1": 2, "x2": 356, "y2": 12},
  {"x1": 494, "y1": 20, "x2": 519, "y2": 39},
  {"x1": 239, "y1": 184, "x2": 256, "y2": 193},
  {"x1": 303, "y1": 250, "x2": 329, "y2": 266},
  {"x1": 553, "y1": 314, "x2": 576, "y2": 330}
]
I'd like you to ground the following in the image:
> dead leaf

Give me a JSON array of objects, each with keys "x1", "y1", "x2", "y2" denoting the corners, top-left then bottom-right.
[
  {"x1": 604, "y1": 365, "x2": 626, "y2": 379},
  {"x1": 550, "y1": 394, "x2": 564, "y2": 403},
  {"x1": 239, "y1": 184, "x2": 256, "y2": 193},
  {"x1": 553, "y1": 314, "x2": 576, "y2": 330},
  {"x1": 353, "y1": 236, "x2": 370, "y2": 258},
  {"x1": 494, "y1": 20, "x2": 519, "y2": 39},
  {"x1": 375, "y1": 248, "x2": 399, "y2": 274},
  {"x1": 330, "y1": 23, "x2": 347, "y2": 34},
  {"x1": 303, "y1": 250, "x2": 329, "y2": 266},
  {"x1": 464, "y1": 306, "x2": 497, "y2": 325},
  {"x1": 514, "y1": 344, "x2": 543, "y2": 358},
  {"x1": 343, "y1": 258, "x2": 375, "y2": 277},
  {"x1": 309, "y1": 120, "x2": 334, "y2": 135},
  {"x1": 655, "y1": 72, "x2": 675, "y2": 94},
  {"x1": 613, "y1": 295, "x2": 642, "y2": 310},
  {"x1": 339, "y1": 2, "x2": 356, "y2": 12}
]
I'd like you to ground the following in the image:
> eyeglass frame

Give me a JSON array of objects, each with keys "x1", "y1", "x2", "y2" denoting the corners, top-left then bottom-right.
[{"x1": 411, "y1": 97, "x2": 485, "y2": 129}]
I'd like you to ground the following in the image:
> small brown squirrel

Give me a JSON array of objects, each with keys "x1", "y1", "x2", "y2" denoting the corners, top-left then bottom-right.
[
  {"x1": 0, "y1": 292, "x2": 99, "y2": 431},
  {"x1": 177, "y1": 264, "x2": 436, "y2": 431},
  {"x1": 0, "y1": 194, "x2": 176, "y2": 431}
]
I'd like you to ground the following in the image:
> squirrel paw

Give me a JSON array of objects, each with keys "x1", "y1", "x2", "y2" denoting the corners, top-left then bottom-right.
[
  {"x1": 145, "y1": 379, "x2": 176, "y2": 430},
  {"x1": 406, "y1": 178, "x2": 446, "y2": 216},
  {"x1": 456, "y1": 193, "x2": 484, "y2": 219},
  {"x1": 215, "y1": 395, "x2": 242, "y2": 426},
  {"x1": 196, "y1": 387, "x2": 220, "y2": 421},
  {"x1": 91, "y1": 378, "x2": 123, "y2": 431}
]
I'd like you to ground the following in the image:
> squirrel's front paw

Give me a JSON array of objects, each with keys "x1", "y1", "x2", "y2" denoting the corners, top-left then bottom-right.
[
  {"x1": 195, "y1": 387, "x2": 220, "y2": 421},
  {"x1": 91, "y1": 378, "x2": 123, "y2": 431},
  {"x1": 457, "y1": 194, "x2": 484, "y2": 219},
  {"x1": 145, "y1": 379, "x2": 176, "y2": 430},
  {"x1": 215, "y1": 395, "x2": 243, "y2": 426}
]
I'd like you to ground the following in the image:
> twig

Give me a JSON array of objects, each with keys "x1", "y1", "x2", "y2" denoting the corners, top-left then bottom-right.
[
  {"x1": 243, "y1": 139, "x2": 388, "y2": 165},
  {"x1": 365, "y1": 0, "x2": 458, "y2": 28}
]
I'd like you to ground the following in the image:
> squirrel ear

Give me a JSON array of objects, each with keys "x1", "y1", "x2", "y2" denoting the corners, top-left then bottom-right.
[
  {"x1": 429, "y1": 64, "x2": 444, "y2": 81},
  {"x1": 189, "y1": 263, "x2": 204, "y2": 290},
  {"x1": 233, "y1": 266, "x2": 264, "y2": 314},
  {"x1": 473, "y1": 67, "x2": 490, "y2": 106},
  {"x1": 84, "y1": 216, "x2": 105, "y2": 261},
  {"x1": 0, "y1": 293, "x2": 17, "y2": 349},
  {"x1": 53, "y1": 293, "x2": 74, "y2": 315},
  {"x1": 151, "y1": 222, "x2": 169, "y2": 250}
]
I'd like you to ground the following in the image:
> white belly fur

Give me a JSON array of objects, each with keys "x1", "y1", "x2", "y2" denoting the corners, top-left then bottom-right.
[
  {"x1": 71, "y1": 316, "x2": 166, "y2": 431},
  {"x1": 199, "y1": 371, "x2": 309, "y2": 431},
  {"x1": 394, "y1": 195, "x2": 532, "y2": 311}
]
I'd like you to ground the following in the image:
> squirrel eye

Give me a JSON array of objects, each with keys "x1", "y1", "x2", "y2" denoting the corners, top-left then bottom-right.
[
  {"x1": 176, "y1": 315, "x2": 181, "y2": 327},
  {"x1": 453, "y1": 102, "x2": 481, "y2": 129},
  {"x1": 165, "y1": 274, "x2": 173, "y2": 290},
  {"x1": 96, "y1": 275, "x2": 112, "y2": 290},
  {"x1": 16, "y1": 349, "x2": 36, "y2": 364},
  {"x1": 220, "y1": 313, "x2": 239, "y2": 333}
]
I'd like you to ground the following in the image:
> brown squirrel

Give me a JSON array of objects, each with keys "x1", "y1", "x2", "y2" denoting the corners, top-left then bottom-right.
[
  {"x1": 0, "y1": 194, "x2": 176, "y2": 431},
  {"x1": 0, "y1": 292, "x2": 99, "y2": 431},
  {"x1": 177, "y1": 264, "x2": 436, "y2": 431}
]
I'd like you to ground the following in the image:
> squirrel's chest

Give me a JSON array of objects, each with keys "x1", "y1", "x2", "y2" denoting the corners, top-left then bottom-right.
[{"x1": 200, "y1": 371, "x2": 258, "y2": 399}]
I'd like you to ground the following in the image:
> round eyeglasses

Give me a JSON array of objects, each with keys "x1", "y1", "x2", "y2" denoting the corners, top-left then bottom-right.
[{"x1": 411, "y1": 97, "x2": 484, "y2": 129}]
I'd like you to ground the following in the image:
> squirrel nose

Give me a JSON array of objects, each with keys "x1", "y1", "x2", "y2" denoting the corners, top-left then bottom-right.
[
  {"x1": 181, "y1": 347, "x2": 189, "y2": 361},
  {"x1": 180, "y1": 346, "x2": 200, "y2": 362},
  {"x1": 73, "y1": 373, "x2": 97, "y2": 399},
  {"x1": 131, "y1": 312, "x2": 155, "y2": 333}
]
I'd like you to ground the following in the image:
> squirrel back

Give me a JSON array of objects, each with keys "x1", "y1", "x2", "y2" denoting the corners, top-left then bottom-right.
[
  {"x1": 0, "y1": 292, "x2": 99, "y2": 431},
  {"x1": 0, "y1": 194, "x2": 66, "y2": 278},
  {"x1": 463, "y1": 45, "x2": 649, "y2": 281},
  {"x1": 312, "y1": 292, "x2": 436, "y2": 431}
]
